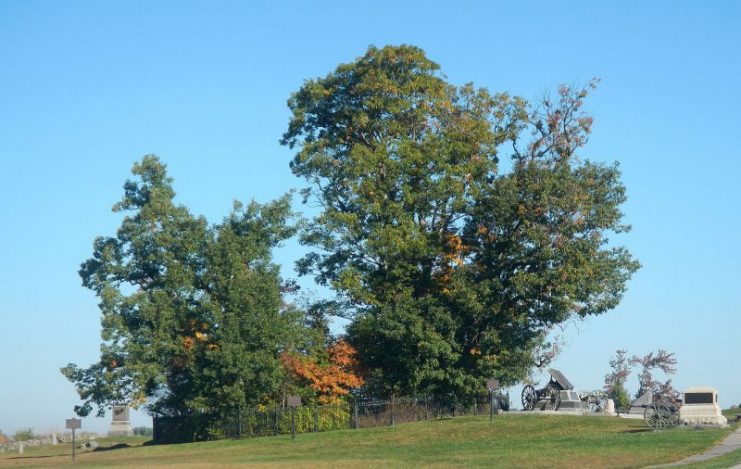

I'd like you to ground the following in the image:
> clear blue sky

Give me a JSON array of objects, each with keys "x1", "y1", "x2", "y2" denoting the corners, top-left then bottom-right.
[{"x1": 1, "y1": 1, "x2": 739, "y2": 434}]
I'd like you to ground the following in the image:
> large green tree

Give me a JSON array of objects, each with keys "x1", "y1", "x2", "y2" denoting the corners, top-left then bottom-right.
[
  {"x1": 62, "y1": 156, "x2": 299, "y2": 421},
  {"x1": 282, "y1": 45, "x2": 639, "y2": 401}
]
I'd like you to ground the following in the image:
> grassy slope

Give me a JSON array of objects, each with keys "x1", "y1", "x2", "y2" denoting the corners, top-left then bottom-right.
[
  {"x1": 678, "y1": 409, "x2": 741, "y2": 468},
  {"x1": 722, "y1": 407, "x2": 741, "y2": 421},
  {"x1": 680, "y1": 448, "x2": 741, "y2": 469},
  {"x1": 0, "y1": 414, "x2": 736, "y2": 469}
]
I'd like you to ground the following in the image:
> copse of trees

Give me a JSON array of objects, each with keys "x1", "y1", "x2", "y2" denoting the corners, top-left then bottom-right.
[{"x1": 63, "y1": 44, "x2": 639, "y2": 424}]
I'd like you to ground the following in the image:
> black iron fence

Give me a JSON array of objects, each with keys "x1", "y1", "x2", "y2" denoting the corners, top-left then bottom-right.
[{"x1": 153, "y1": 395, "x2": 508, "y2": 444}]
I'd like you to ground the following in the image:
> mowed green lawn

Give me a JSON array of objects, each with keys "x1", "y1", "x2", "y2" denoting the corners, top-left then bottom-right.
[{"x1": 1, "y1": 414, "x2": 736, "y2": 468}]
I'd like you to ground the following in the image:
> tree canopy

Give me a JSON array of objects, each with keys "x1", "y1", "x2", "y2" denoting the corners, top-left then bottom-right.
[
  {"x1": 62, "y1": 156, "x2": 300, "y2": 419},
  {"x1": 282, "y1": 45, "x2": 639, "y2": 402}
]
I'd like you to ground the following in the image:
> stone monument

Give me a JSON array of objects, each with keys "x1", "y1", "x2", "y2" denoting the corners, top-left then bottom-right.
[
  {"x1": 108, "y1": 405, "x2": 134, "y2": 436},
  {"x1": 605, "y1": 398, "x2": 616, "y2": 416},
  {"x1": 679, "y1": 386, "x2": 728, "y2": 426}
]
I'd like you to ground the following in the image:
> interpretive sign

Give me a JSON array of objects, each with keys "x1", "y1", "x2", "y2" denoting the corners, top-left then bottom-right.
[
  {"x1": 287, "y1": 395, "x2": 301, "y2": 440},
  {"x1": 65, "y1": 418, "x2": 81, "y2": 430},
  {"x1": 486, "y1": 378, "x2": 500, "y2": 391},
  {"x1": 66, "y1": 418, "x2": 81, "y2": 460}
]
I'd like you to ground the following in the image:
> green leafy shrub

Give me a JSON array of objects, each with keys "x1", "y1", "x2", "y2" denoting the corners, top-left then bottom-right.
[
  {"x1": 13, "y1": 427, "x2": 34, "y2": 441},
  {"x1": 133, "y1": 426, "x2": 153, "y2": 436},
  {"x1": 609, "y1": 383, "x2": 631, "y2": 411}
]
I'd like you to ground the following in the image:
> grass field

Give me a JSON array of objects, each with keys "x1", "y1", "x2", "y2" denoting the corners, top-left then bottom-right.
[
  {"x1": 680, "y1": 447, "x2": 741, "y2": 469},
  {"x1": 722, "y1": 407, "x2": 741, "y2": 421},
  {"x1": 0, "y1": 413, "x2": 737, "y2": 468}
]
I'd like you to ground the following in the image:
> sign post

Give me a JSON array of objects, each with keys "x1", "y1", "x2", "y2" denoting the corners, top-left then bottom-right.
[
  {"x1": 66, "y1": 418, "x2": 81, "y2": 461},
  {"x1": 287, "y1": 395, "x2": 301, "y2": 441},
  {"x1": 486, "y1": 378, "x2": 500, "y2": 421}
]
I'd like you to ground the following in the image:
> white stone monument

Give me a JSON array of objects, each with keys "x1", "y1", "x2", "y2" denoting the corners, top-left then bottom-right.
[
  {"x1": 108, "y1": 405, "x2": 134, "y2": 436},
  {"x1": 679, "y1": 386, "x2": 727, "y2": 426},
  {"x1": 605, "y1": 398, "x2": 616, "y2": 416}
]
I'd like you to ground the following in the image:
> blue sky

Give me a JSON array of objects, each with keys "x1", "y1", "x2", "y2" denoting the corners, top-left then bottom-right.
[{"x1": 1, "y1": 1, "x2": 739, "y2": 434}]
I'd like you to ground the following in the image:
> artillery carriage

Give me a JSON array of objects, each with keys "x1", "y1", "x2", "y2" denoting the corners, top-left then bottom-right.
[
  {"x1": 521, "y1": 369, "x2": 577, "y2": 411},
  {"x1": 643, "y1": 400, "x2": 681, "y2": 429},
  {"x1": 521, "y1": 369, "x2": 611, "y2": 412}
]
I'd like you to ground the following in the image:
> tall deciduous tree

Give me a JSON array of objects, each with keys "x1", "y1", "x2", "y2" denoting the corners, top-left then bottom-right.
[
  {"x1": 282, "y1": 45, "x2": 639, "y2": 402},
  {"x1": 62, "y1": 155, "x2": 299, "y2": 422}
]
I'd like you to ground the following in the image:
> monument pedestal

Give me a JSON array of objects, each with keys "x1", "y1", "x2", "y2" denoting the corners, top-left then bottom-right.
[
  {"x1": 679, "y1": 386, "x2": 727, "y2": 427},
  {"x1": 108, "y1": 406, "x2": 134, "y2": 437}
]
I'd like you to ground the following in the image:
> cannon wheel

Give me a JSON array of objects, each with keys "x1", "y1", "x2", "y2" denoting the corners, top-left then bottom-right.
[
  {"x1": 521, "y1": 385, "x2": 537, "y2": 411},
  {"x1": 588, "y1": 391, "x2": 608, "y2": 413},
  {"x1": 644, "y1": 403, "x2": 679, "y2": 429},
  {"x1": 544, "y1": 387, "x2": 561, "y2": 411}
]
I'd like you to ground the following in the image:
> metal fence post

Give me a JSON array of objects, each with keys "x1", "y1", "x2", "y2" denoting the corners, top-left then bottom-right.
[
  {"x1": 353, "y1": 401, "x2": 359, "y2": 430},
  {"x1": 314, "y1": 406, "x2": 319, "y2": 432},
  {"x1": 424, "y1": 397, "x2": 429, "y2": 420},
  {"x1": 390, "y1": 395, "x2": 395, "y2": 426},
  {"x1": 291, "y1": 407, "x2": 296, "y2": 441},
  {"x1": 273, "y1": 405, "x2": 279, "y2": 436}
]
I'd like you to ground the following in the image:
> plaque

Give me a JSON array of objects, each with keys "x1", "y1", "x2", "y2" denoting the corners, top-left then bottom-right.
[
  {"x1": 486, "y1": 378, "x2": 500, "y2": 391},
  {"x1": 66, "y1": 418, "x2": 81, "y2": 430},
  {"x1": 684, "y1": 392, "x2": 714, "y2": 404}
]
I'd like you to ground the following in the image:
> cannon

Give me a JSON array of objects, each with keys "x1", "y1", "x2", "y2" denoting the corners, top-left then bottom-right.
[
  {"x1": 643, "y1": 400, "x2": 681, "y2": 429},
  {"x1": 626, "y1": 391, "x2": 681, "y2": 429},
  {"x1": 579, "y1": 390, "x2": 609, "y2": 413},
  {"x1": 521, "y1": 369, "x2": 575, "y2": 411}
]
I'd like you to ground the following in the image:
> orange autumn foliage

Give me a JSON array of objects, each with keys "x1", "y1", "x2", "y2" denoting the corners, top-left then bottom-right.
[
  {"x1": 281, "y1": 339, "x2": 364, "y2": 404},
  {"x1": 436, "y1": 233, "x2": 470, "y2": 293}
]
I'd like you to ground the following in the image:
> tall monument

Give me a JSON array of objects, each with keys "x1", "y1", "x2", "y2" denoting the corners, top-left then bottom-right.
[{"x1": 108, "y1": 405, "x2": 134, "y2": 436}]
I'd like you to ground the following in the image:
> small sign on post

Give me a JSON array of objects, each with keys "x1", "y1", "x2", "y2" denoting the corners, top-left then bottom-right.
[
  {"x1": 287, "y1": 395, "x2": 301, "y2": 441},
  {"x1": 66, "y1": 418, "x2": 81, "y2": 460},
  {"x1": 486, "y1": 378, "x2": 500, "y2": 391},
  {"x1": 287, "y1": 395, "x2": 302, "y2": 408},
  {"x1": 486, "y1": 378, "x2": 500, "y2": 420}
]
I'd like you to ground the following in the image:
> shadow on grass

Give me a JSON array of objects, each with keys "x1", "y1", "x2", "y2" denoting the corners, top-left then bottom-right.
[
  {"x1": 620, "y1": 428, "x2": 653, "y2": 433},
  {"x1": 5, "y1": 454, "x2": 70, "y2": 460},
  {"x1": 93, "y1": 443, "x2": 131, "y2": 452},
  {"x1": 5, "y1": 442, "x2": 139, "y2": 460}
]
